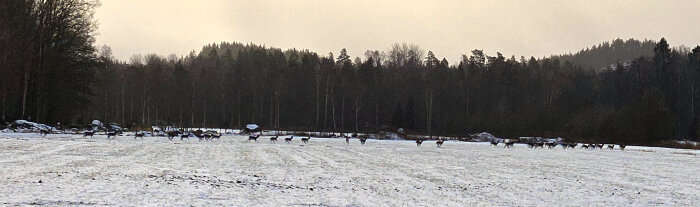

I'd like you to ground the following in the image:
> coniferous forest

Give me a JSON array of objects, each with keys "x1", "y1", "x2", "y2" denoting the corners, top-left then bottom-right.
[{"x1": 3, "y1": 0, "x2": 700, "y2": 145}]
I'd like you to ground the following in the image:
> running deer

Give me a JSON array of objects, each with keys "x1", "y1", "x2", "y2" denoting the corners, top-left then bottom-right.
[
  {"x1": 107, "y1": 131, "x2": 118, "y2": 139},
  {"x1": 359, "y1": 138, "x2": 367, "y2": 145},
  {"x1": 416, "y1": 140, "x2": 423, "y2": 147},
  {"x1": 166, "y1": 131, "x2": 178, "y2": 140},
  {"x1": 436, "y1": 139, "x2": 445, "y2": 147},
  {"x1": 247, "y1": 134, "x2": 260, "y2": 142},
  {"x1": 560, "y1": 143, "x2": 569, "y2": 149},
  {"x1": 285, "y1": 136, "x2": 293, "y2": 143},
  {"x1": 581, "y1": 144, "x2": 589, "y2": 149},
  {"x1": 504, "y1": 142, "x2": 515, "y2": 148},
  {"x1": 83, "y1": 131, "x2": 95, "y2": 138},
  {"x1": 607, "y1": 144, "x2": 614, "y2": 150},
  {"x1": 619, "y1": 145, "x2": 626, "y2": 150},
  {"x1": 345, "y1": 136, "x2": 350, "y2": 144},
  {"x1": 135, "y1": 131, "x2": 146, "y2": 139},
  {"x1": 301, "y1": 136, "x2": 310, "y2": 144},
  {"x1": 180, "y1": 132, "x2": 190, "y2": 140},
  {"x1": 490, "y1": 140, "x2": 499, "y2": 146},
  {"x1": 270, "y1": 136, "x2": 278, "y2": 143}
]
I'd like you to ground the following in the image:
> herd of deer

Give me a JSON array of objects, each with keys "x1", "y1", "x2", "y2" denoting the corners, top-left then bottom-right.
[
  {"x1": 491, "y1": 140, "x2": 627, "y2": 150},
  {"x1": 40, "y1": 130, "x2": 628, "y2": 150},
  {"x1": 243, "y1": 134, "x2": 449, "y2": 147}
]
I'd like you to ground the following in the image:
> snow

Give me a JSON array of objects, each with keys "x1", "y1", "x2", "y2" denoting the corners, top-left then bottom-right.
[
  {"x1": 470, "y1": 132, "x2": 500, "y2": 142},
  {"x1": 0, "y1": 132, "x2": 698, "y2": 206},
  {"x1": 91, "y1": 120, "x2": 103, "y2": 127},
  {"x1": 246, "y1": 124, "x2": 260, "y2": 130},
  {"x1": 12, "y1": 120, "x2": 53, "y2": 131}
]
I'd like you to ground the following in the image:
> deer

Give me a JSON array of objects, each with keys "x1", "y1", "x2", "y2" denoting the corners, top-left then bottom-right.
[
  {"x1": 504, "y1": 142, "x2": 515, "y2": 148},
  {"x1": 546, "y1": 142, "x2": 557, "y2": 149},
  {"x1": 534, "y1": 142, "x2": 545, "y2": 148},
  {"x1": 135, "y1": 131, "x2": 146, "y2": 139},
  {"x1": 607, "y1": 144, "x2": 614, "y2": 150},
  {"x1": 247, "y1": 134, "x2": 259, "y2": 142},
  {"x1": 106, "y1": 131, "x2": 118, "y2": 139},
  {"x1": 436, "y1": 139, "x2": 445, "y2": 147},
  {"x1": 285, "y1": 136, "x2": 293, "y2": 143},
  {"x1": 346, "y1": 136, "x2": 350, "y2": 144},
  {"x1": 619, "y1": 144, "x2": 626, "y2": 150},
  {"x1": 164, "y1": 131, "x2": 179, "y2": 140},
  {"x1": 301, "y1": 136, "x2": 310, "y2": 144},
  {"x1": 359, "y1": 137, "x2": 367, "y2": 145},
  {"x1": 39, "y1": 128, "x2": 51, "y2": 137},
  {"x1": 568, "y1": 143, "x2": 577, "y2": 149},
  {"x1": 180, "y1": 132, "x2": 190, "y2": 140},
  {"x1": 490, "y1": 140, "x2": 499, "y2": 147},
  {"x1": 560, "y1": 143, "x2": 569, "y2": 149},
  {"x1": 527, "y1": 142, "x2": 535, "y2": 148},
  {"x1": 83, "y1": 131, "x2": 95, "y2": 138},
  {"x1": 587, "y1": 143, "x2": 596, "y2": 149},
  {"x1": 581, "y1": 144, "x2": 589, "y2": 149},
  {"x1": 270, "y1": 136, "x2": 278, "y2": 143},
  {"x1": 416, "y1": 140, "x2": 423, "y2": 147},
  {"x1": 597, "y1": 144, "x2": 604, "y2": 149}
]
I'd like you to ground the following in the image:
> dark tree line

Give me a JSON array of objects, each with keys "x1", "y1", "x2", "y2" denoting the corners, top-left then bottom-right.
[
  {"x1": 1, "y1": 0, "x2": 98, "y2": 124},
  {"x1": 80, "y1": 39, "x2": 700, "y2": 145},
  {"x1": 3, "y1": 1, "x2": 700, "y2": 145}
]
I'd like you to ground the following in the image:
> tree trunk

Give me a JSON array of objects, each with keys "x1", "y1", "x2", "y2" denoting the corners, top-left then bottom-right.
[
  {"x1": 21, "y1": 70, "x2": 29, "y2": 119},
  {"x1": 331, "y1": 87, "x2": 336, "y2": 131}
]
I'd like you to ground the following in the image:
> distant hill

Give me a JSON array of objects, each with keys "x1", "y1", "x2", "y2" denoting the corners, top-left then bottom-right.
[{"x1": 551, "y1": 38, "x2": 656, "y2": 71}]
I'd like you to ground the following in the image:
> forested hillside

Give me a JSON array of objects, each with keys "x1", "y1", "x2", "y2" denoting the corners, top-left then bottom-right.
[
  {"x1": 3, "y1": 0, "x2": 700, "y2": 144},
  {"x1": 552, "y1": 38, "x2": 657, "y2": 71}
]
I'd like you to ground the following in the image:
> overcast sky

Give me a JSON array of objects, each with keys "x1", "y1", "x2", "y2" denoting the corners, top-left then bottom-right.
[{"x1": 95, "y1": 0, "x2": 700, "y2": 63}]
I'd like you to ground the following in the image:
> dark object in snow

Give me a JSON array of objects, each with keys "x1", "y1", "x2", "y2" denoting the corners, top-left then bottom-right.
[
  {"x1": 106, "y1": 131, "x2": 118, "y2": 139},
  {"x1": 285, "y1": 136, "x2": 293, "y2": 143},
  {"x1": 247, "y1": 133, "x2": 260, "y2": 142},
  {"x1": 436, "y1": 139, "x2": 445, "y2": 147},
  {"x1": 164, "y1": 131, "x2": 178, "y2": 140},
  {"x1": 620, "y1": 145, "x2": 626, "y2": 150},
  {"x1": 416, "y1": 140, "x2": 423, "y2": 147},
  {"x1": 135, "y1": 131, "x2": 146, "y2": 139},
  {"x1": 180, "y1": 132, "x2": 190, "y2": 140},
  {"x1": 39, "y1": 128, "x2": 51, "y2": 137}
]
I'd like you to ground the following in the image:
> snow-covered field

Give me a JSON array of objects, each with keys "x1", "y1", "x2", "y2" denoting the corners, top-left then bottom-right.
[{"x1": 0, "y1": 133, "x2": 698, "y2": 206}]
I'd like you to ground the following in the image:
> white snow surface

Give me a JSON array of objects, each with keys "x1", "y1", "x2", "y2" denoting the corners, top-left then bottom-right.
[{"x1": 0, "y1": 132, "x2": 699, "y2": 206}]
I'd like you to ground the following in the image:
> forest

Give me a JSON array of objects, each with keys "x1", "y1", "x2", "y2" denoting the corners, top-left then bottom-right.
[{"x1": 3, "y1": 0, "x2": 700, "y2": 145}]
